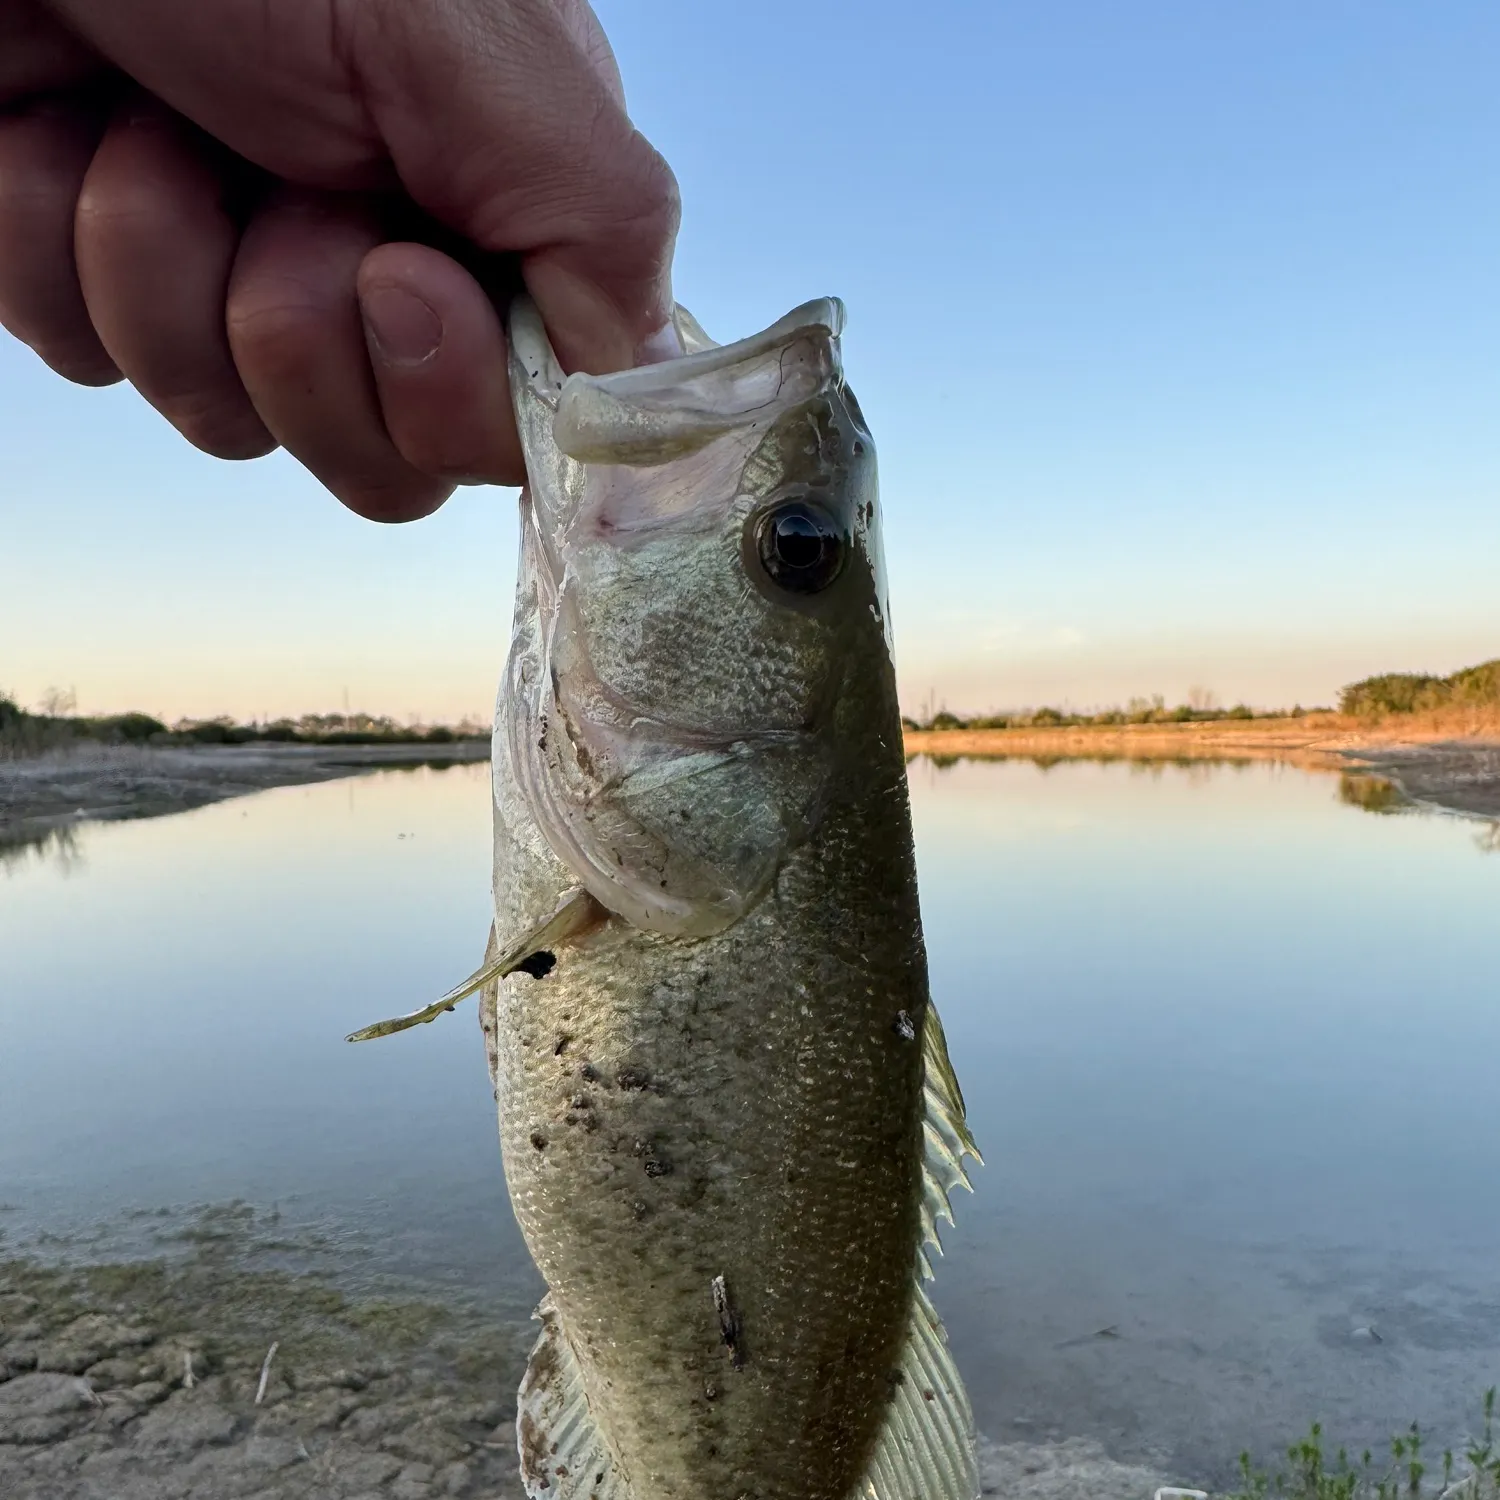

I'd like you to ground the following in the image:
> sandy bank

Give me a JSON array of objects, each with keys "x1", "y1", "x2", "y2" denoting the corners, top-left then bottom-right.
[
  {"x1": 0, "y1": 741, "x2": 489, "y2": 851},
  {"x1": 903, "y1": 717, "x2": 1500, "y2": 820}
]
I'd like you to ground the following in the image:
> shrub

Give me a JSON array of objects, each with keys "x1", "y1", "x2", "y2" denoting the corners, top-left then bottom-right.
[{"x1": 91, "y1": 712, "x2": 167, "y2": 743}]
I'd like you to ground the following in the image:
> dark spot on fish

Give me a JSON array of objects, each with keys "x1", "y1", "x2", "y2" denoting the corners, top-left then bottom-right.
[
  {"x1": 556, "y1": 1465, "x2": 569, "y2": 1478},
  {"x1": 537, "y1": 713, "x2": 547, "y2": 752},
  {"x1": 596, "y1": 1473, "x2": 605, "y2": 1486},
  {"x1": 711, "y1": 1274, "x2": 747, "y2": 1370},
  {"x1": 677, "y1": 808, "x2": 691, "y2": 821},
  {"x1": 924, "y1": 1389, "x2": 935, "y2": 1401},
  {"x1": 853, "y1": 439, "x2": 866, "y2": 455},
  {"x1": 564, "y1": 1114, "x2": 577, "y2": 1127},
  {"x1": 617, "y1": 1066, "x2": 654, "y2": 1092},
  {"x1": 633, "y1": 1137, "x2": 672, "y2": 1176},
  {"x1": 553, "y1": 1034, "x2": 571, "y2": 1056},
  {"x1": 893, "y1": 1010, "x2": 917, "y2": 1041},
  {"x1": 517, "y1": 950, "x2": 556, "y2": 979},
  {"x1": 580, "y1": 1062, "x2": 601, "y2": 1083},
  {"x1": 886, "y1": 1369, "x2": 906, "y2": 1386},
  {"x1": 530, "y1": 1130, "x2": 548, "y2": 1151}
]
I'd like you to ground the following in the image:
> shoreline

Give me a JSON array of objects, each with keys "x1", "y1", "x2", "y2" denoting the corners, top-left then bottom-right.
[
  {"x1": 903, "y1": 717, "x2": 1500, "y2": 819},
  {"x1": 0, "y1": 741, "x2": 489, "y2": 855},
  {"x1": 0, "y1": 1206, "x2": 1185, "y2": 1500},
  {"x1": 3, "y1": 717, "x2": 1498, "y2": 850}
]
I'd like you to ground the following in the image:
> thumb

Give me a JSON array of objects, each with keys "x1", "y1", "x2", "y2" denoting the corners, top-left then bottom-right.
[{"x1": 354, "y1": 0, "x2": 681, "y2": 373}]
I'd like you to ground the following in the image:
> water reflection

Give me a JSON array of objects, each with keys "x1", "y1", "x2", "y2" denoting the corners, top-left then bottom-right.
[
  {"x1": 1338, "y1": 770, "x2": 1406, "y2": 813},
  {"x1": 2, "y1": 757, "x2": 1497, "y2": 1480},
  {"x1": 0, "y1": 821, "x2": 84, "y2": 875}
]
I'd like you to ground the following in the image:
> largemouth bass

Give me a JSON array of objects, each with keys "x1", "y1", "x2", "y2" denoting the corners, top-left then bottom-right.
[{"x1": 354, "y1": 296, "x2": 980, "y2": 1500}]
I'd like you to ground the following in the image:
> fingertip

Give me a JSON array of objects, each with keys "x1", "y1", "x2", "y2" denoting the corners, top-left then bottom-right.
[
  {"x1": 333, "y1": 478, "x2": 457, "y2": 525},
  {"x1": 36, "y1": 344, "x2": 124, "y2": 386}
]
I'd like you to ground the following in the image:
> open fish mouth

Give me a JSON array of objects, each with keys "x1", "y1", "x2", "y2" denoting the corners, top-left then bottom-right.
[{"x1": 500, "y1": 296, "x2": 865, "y2": 939}]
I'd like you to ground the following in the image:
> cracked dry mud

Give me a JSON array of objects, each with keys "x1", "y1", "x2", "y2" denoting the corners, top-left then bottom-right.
[
  {"x1": 0, "y1": 1237, "x2": 530, "y2": 1500},
  {"x1": 0, "y1": 1223, "x2": 1178, "y2": 1500}
]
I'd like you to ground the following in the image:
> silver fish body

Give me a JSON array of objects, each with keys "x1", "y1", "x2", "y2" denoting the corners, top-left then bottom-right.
[{"x1": 482, "y1": 298, "x2": 979, "y2": 1500}]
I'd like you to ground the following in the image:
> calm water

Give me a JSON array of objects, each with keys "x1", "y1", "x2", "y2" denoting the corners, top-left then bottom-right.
[{"x1": 2, "y1": 758, "x2": 1497, "y2": 1478}]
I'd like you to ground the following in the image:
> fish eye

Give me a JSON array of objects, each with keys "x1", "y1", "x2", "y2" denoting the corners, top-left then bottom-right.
[{"x1": 753, "y1": 499, "x2": 846, "y2": 595}]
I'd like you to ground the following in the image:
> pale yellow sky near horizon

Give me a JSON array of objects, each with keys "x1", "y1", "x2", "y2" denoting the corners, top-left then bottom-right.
[{"x1": 7, "y1": 616, "x2": 1495, "y2": 726}]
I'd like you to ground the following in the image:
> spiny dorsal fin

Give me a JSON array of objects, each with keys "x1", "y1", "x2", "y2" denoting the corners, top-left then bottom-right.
[
  {"x1": 854, "y1": 999, "x2": 982, "y2": 1500},
  {"x1": 518, "y1": 1295, "x2": 630, "y2": 1500},
  {"x1": 345, "y1": 887, "x2": 600, "y2": 1042},
  {"x1": 917, "y1": 999, "x2": 982, "y2": 1277}
]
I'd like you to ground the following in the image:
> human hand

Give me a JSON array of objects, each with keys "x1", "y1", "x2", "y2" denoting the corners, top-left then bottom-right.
[{"x1": 0, "y1": 0, "x2": 680, "y2": 519}]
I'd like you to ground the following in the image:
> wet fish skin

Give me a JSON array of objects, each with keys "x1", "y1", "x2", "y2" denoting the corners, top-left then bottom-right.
[{"x1": 482, "y1": 298, "x2": 971, "y2": 1500}]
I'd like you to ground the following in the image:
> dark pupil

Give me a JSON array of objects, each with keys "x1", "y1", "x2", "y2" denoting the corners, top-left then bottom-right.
[{"x1": 757, "y1": 502, "x2": 843, "y2": 594}]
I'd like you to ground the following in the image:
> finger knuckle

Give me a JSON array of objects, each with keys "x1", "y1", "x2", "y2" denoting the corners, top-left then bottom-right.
[{"x1": 226, "y1": 287, "x2": 330, "y2": 377}]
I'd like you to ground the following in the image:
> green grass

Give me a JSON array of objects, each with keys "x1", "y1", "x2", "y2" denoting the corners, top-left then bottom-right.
[{"x1": 1229, "y1": 1393, "x2": 1500, "y2": 1500}]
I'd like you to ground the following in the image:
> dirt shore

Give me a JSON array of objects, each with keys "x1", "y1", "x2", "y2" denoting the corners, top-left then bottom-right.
[
  {"x1": 0, "y1": 1206, "x2": 1184, "y2": 1500},
  {"x1": 3, "y1": 718, "x2": 1498, "y2": 852},
  {"x1": 0, "y1": 741, "x2": 489, "y2": 856},
  {"x1": 902, "y1": 717, "x2": 1500, "y2": 820}
]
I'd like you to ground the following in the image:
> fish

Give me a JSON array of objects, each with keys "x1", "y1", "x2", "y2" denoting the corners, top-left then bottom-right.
[{"x1": 351, "y1": 295, "x2": 981, "y2": 1500}]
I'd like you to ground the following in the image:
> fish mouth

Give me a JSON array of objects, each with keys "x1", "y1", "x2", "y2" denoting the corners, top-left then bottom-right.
[
  {"x1": 502, "y1": 297, "x2": 856, "y2": 939},
  {"x1": 510, "y1": 296, "x2": 847, "y2": 470}
]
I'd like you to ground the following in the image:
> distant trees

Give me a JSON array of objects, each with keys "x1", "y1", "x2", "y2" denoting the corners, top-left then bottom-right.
[
  {"x1": 0, "y1": 696, "x2": 486, "y2": 759},
  {"x1": 1340, "y1": 658, "x2": 1500, "y2": 716},
  {"x1": 902, "y1": 697, "x2": 1264, "y2": 732}
]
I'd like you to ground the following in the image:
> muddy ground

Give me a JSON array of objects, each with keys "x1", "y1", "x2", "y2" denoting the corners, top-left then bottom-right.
[
  {"x1": 0, "y1": 1208, "x2": 1182, "y2": 1500},
  {"x1": 0, "y1": 742, "x2": 489, "y2": 856},
  {"x1": 1348, "y1": 743, "x2": 1500, "y2": 820}
]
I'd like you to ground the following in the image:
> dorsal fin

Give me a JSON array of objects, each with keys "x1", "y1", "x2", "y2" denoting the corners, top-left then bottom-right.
[
  {"x1": 917, "y1": 997, "x2": 982, "y2": 1277},
  {"x1": 856, "y1": 999, "x2": 982, "y2": 1500}
]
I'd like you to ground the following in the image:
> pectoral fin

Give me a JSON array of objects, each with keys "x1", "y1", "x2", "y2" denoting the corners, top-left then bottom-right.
[{"x1": 345, "y1": 887, "x2": 600, "y2": 1043}]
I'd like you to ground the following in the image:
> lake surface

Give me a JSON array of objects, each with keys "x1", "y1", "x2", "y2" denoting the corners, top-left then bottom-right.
[{"x1": 3, "y1": 757, "x2": 1498, "y2": 1480}]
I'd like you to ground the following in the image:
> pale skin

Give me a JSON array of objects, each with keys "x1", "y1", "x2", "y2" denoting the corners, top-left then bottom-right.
[{"x1": 0, "y1": 0, "x2": 680, "y2": 520}]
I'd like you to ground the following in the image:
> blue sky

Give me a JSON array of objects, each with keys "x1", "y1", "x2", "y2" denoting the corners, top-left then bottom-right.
[{"x1": 3, "y1": 1, "x2": 1498, "y2": 720}]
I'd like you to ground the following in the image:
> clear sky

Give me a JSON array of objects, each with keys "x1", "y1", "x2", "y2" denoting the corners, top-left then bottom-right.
[{"x1": 3, "y1": 1, "x2": 1498, "y2": 722}]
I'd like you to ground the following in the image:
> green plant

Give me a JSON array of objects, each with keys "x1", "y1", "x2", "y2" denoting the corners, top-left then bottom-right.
[
  {"x1": 1339, "y1": 658, "x2": 1500, "y2": 716},
  {"x1": 1227, "y1": 1393, "x2": 1500, "y2": 1500}
]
